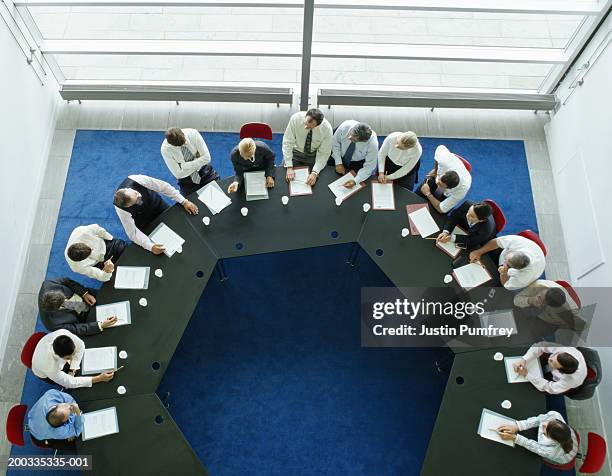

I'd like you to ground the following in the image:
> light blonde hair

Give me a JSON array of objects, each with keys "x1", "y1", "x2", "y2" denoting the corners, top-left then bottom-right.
[
  {"x1": 399, "y1": 131, "x2": 418, "y2": 149},
  {"x1": 238, "y1": 138, "x2": 256, "y2": 159}
]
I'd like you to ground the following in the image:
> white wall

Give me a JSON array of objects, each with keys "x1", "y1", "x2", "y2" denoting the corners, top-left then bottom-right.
[{"x1": 0, "y1": 19, "x2": 59, "y2": 368}]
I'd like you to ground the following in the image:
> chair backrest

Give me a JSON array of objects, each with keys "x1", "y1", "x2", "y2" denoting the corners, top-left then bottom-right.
[
  {"x1": 517, "y1": 229, "x2": 547, "y2": 256},
  {"x1": 542, "y1": 429, "x2": 580, "y2": 470},
  {"x1": 453, "y1": 153, "x2": 472, "y2": 174},
  {"x1": 579, "y1": 432, "x2": 607, "y2": 473},
  {"x1": 483, "y1": 199, "x2": 506, "y2": 233},
  {"x1": 565, "y1": 347, "x2": 602, "y2": 400},
  {"x1": 555, "y1": 280, "x2": 582, "y2": 308},
  {"x1": 6, "y1": 404, "x2": 28, "y2": 446},
  {"x1": 239, "y1": 122, "x2": 273, "y2": 141},
  {"x1": 20, "y1": 332, "x2": 47, "y2": 369}
]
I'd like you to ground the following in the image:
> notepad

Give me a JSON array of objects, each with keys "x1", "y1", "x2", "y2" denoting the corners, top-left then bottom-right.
[
  {"x1": 407, "y1": 206, "x2": 440, "y2": 238},
  {"x1": 148, "y1": 222, "x2": 185, "y2": 258},
  {"x1": 479, "y1": 309, "x2": 518, "y2": 336},
  {"x1": 289, "y1": 166, "x2": 313, "y2": 196},
  {"x1": 436, "y1": 226, "x2": 468, "y2": 258},
  {"x1": 197, "y1": 180, "x2": 232, "y2": 214},
  {"x1": 95, "y1": 301, "x2": 131, "y2": 327},
  {"x1": 328, "y1": 172, "x2": 366, "y2": 203},
  {"x1": 477, "y1": 409, "x2": 516, "y2": 447},
  {"x1": 244, "y1": 170, "x2": 269, "y2": 201},
  {"x1": 504, "y1": 356, "x2": 543, "y2": 383},
  {"x1": 82, "y1": 407, "x2": 119, "y2": 441},
  {"x1": 81, "y1": 346, "x2": 117, "y2": 375},
  {"x1": 452, "y1": 263, "x2": 492, "y2": 290},
  {"x1": 371, "y1": 182, "x2": 395, "y2": 210},
  {"x1": 114, "y1": 266, "x2": 150, "y2": 290}
]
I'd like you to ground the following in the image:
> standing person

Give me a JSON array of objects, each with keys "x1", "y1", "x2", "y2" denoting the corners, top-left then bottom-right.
[
  {"x1": 378, "y1": 131, "x2": 422, "y2": 190},
  {"x1": 329, "y1": 120, "x2": 378, "y2": 189}
]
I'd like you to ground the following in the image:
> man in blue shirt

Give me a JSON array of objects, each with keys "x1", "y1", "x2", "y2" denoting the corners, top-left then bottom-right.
[
  {"x1": 27, "y1": 389, "x2": 83, "y2": 449},
  {"x1": 328, "y1": 120, "x2": 378, "y2": 189}
]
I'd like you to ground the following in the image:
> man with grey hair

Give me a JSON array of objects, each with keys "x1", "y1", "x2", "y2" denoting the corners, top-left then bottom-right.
[
  {"x1": 378, "y1": 131, "x2": 422, "y2": 190},
  {"x1": 469, "y1": 234, "x2": 546, "y2": 290},
  {"x1": 329, "y1": 120, "x2": 378, "y2": 189}
]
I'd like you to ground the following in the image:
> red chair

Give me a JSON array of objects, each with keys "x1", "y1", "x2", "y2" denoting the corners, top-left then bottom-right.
[
  {"x1": 483, "y1": 199, "x2": 506, "y2": 233},
  {"x1": 6, "y1": 404, "x2": 28, "y2": 446},
  {"x1": 543, "y1": 430, "x2": 580, "y2": 471},
  {"x1": 579, "y1": 432, "x2": 607, "y2": 473},
  {"x1": 555, "y1": 280, "x2": 582, "y2": 308},
  {"x1": 453, "y1": 153, "x2": 472, "y2": 174},
  {"x1": 239, "y1": 123, "x2": 273, "y2": 141},
  {"x1": 20, "y1": 332, "x2": 47, "y2": 369},
  {"x1": 517, "y1": 229, "x2": 547, "y2": 256}
]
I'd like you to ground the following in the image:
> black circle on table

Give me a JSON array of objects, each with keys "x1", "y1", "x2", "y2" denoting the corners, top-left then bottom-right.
[
  {"x1": 456, "y1": 376, "x2": 465, "y2": 385},
  {"x1": 155, "y1": 415, "x2": 164, "y2": 425},
  {"x1": 376, "y1": 249, "x2": 384, "y2": 256},
  {"x1": 151, "y1": 361, "x2": 161, "y2": 371}
]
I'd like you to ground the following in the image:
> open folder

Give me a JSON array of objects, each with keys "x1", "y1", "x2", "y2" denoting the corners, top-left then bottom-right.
[
  {"x1": 371, "y1": 182, "x2": 395, "y2": 210},
  {"x1": 407, "y1": 206, "x2": 440, "y2": 238},
  {"x1": 436, "y1": 226, "x2": 468, "y2": 258},
  {"x1": 197, "y1": 180, "x2": 232, "y2": 214},
  {"x1": 95, "y1": 301, "x2": 131, "y2": 327},
  {"x1": 477, "y1": 409, "x2": 516, "y2": 447},
  {"x1": 114, "y1": 266, "x2": 150, "y2": 290},
  {"x1": 148, "y1": 222, "x2": 185, "y2": 258},
  {"x1": 244, "y1": 171, "x2": 269, "y2": 201},
  {"x1": 452, "y1": 263, "x2": 492, "y2": 290},
  {"x1": 504, "y1": 356, "x2": 543, "y2": 383},
  {"x1": 81, "y1": 346, "x2": 117, "y2": 375},
  {"x1": 289, "y1": 166, "x2": 313, "y2": 196},
  {"x1": 82, "y1": 407, "x2": 119, "y2": 441},
  {"x1": 328, "y1": 172, "x2": 366, "y2": 203}
]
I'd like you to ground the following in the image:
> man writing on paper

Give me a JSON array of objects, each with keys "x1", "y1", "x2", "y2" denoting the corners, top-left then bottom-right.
[
  {"x1": 38, "y1": 277, "x2": 116, "y2": 336},
  {"x1": 65, "y1": 224, "x2": 126, "y2": 282},
  {"x1": 417, "y1": 145, "x2": 471, "y2": 214},
  {"x1": 282, "y1": 109, "x2": 333, "y2": 187},
  {"x1": 27, "y1": 389, "x2": 84, "y2": 450},
  {"x1": 328, "y1": 121, "x2": 378, "y2": 189},
  {"x1": 114, "y1": 174, "x2": 198, "y2": 255},
  {"x1": 31, "y1": 330, "x2": 114, "y2": 389},
  {"x1": 161, "y1": 127, "x2": 220, "y2": 196},
  {"x1": 227, "y1": 138, "x2": 276, "y2": 193},
  {"x1": 469, "y1": 235, "x2": 545, "y2": 290},
  {"x1": 436, "y1": 201, "x2": 496, "y2": 251},
  {"x1": 378, "y1": 131, "x2": 422, "y2": 190},
  {"x1": 513, "y1": 342, "x2": 587, "y2": 394}
]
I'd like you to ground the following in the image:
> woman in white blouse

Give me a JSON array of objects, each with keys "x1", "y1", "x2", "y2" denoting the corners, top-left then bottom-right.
[{"x1": 377, "y1": 131, "x2": 422, "y2": 190}]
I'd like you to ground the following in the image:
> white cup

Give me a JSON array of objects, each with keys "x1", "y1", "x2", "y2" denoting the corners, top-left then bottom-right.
[
  {"x1": 117, "y1": 385, "x2": 126, "y2": 395},
  {"x1": 501, "y1": 400, "x2": 512, "y2": 409},
  {"x1": 335, "y1": 198, "x2": 342, "y2": 206},
  {"x1": 154, "y1": 268, "x2": 163, "y2": 278},
  {"x1": 241, "y1": 207, "x2": 249, "y2": 216},
  {"x1": 139, "y1": 297, "x2": 148, "y2": 307},
  {"x1": 443, "y1": 274, "x2": 453, "y2": 284},
  {"x1": 362, "y1": 203, "x2": 371, "y2": 213},
  {"x1": 494, "y1": 352, "x2": 504, "y2": 361},
  {"x1": 281, "y1": 196, "x2": 289, "y2": 206},
  {"x1": 119, "y1": 350, "x2": 128, "y2": 360},
  {"x1": 401, "y1": 228, "x2": 409, "y2": 238},
  {"x1": 202, "y1": 216, "x2": 210, "y2": 226}
]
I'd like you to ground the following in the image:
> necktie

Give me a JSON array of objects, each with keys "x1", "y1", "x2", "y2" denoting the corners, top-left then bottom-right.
[
  {"x1": 342, "y1": 141, "x2": 356, "y2": 168},
  {"x1": 62, "y1": 300, "x2": 90, "y2": 314},
  {"x1": 181, "y1": 145, "x2": 201, "y2": 184},
  {"x1": 304, "y1": 130, "x2": 313, "y2": 155}
]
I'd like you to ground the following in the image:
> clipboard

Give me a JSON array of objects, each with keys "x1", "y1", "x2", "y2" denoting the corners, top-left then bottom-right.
[
  {"x1": 405, "y1": 203, "x2": 429, "y2": 235},
  {"x1": 371, "y1": 181, "x2": 396, "y2": 211}
]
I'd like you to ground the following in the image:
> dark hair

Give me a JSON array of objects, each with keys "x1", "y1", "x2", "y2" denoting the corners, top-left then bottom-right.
[
  {"x1": 46, "y1": 407, "x2": 67, "y2": 428},
  {"x1": 547, "y1": 420, "x2": 573, "y2": 454},
  {"x1": 473, "y1": 202, "x2": 492, "y2": 221},
  {"x1": 508, "y1": 252, "x2": 530, "y2": 270},
  {"x1": 113, "y1": 189, "x2": 132, "y2": 208},
  {"x1": 52, "y1": 335, "x2": 75, "y2": 358},
  {"x1": 350, "y1": 123, "x2": 373, "y2": 142},
  {"x1": 440, "y1": 171, "x2": 460, "y2": 188},
  {"x1": 41, "y1": 290, "x2": 65, "y2": 312},
  {"x1": 165, "y1": 127, "x2": 186, "y2": 147},
  {"x1": 305, "y1": 108, "x2": 324, "y2": 126},
  {"x1": 67, "y1": 243, "x2": 92, "y2": 262},
  {"x1": 545, "y1": 288, "x2": 567, "y2": 308},
  {"x1": 557, "y1": 352, "x2": 579, "y2": 374}
]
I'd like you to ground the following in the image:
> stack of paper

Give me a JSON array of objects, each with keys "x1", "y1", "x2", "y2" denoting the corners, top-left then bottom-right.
[
  {"x1": 436, "y1": 226, "x2": 468, "y2": 258},
  {"x1": 114, "y1": 266, "x2": 150, "y2": 290},
  {"x1": 480, "y1": 310, "x2": 518, "y2": 336},
  {"x1": 82, "y1": 407, "x2": 119, "y2": 441},
  {"x1": 244, "y1": 171, "x2": 269, "y2": 201},
  {"x1": 148, "y1": 222, "x2": 185, "y2": 258},
  {"x1": 407, "y1": 207, "x2": 440, "y2": 238},
  {"x1": 197, "y1": 181, "x2": 232, "y2": 214},
  {"x1": 504, "y1": 356, "x2": 543, "y2": 383},
  {"x1": 371, "y1": 182, "x2": 395, "y2": 210},
  {"x1": 81, "y1": 346, "x2": 117, "y2": 375},
  {"x1": 289, "y1": 167, "x2": 313, "y2": 196},
  {"x1": 477, "y1": 409, "x2": 516, "y2": 447},
  {"x1": 452, "y1": 263, "x2": 492, "y2": 290},
  {"x1": 95, "y1": 301, "x2": 131, "y2": 327}
]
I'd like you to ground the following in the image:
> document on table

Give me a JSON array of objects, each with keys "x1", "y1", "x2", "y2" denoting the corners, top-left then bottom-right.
[
  {"x1": 407, "y1": 206, "x2": 440, "y2": 238},
  {"x1": 477, "y1": 409, "x2": 516, "y2": 447},
  {"x1": 114, "y1": 266, "x2": 150, "y2": 290},
  {"x1": 452, "y1": 263, "x2": 492, "y2": 290},
  {"x1": 371, "y1": 182, "x2": 395, "y2": 210},
  {"x1": 504, "y1": 356, "x2": 543, "y2": 383},
  {"x1": 328, "y1": 172, "x2": 366, "y2": 203},
  {"x1": 95, "y1": 301, "x2": 131, "y2": 327},
  {"x1": 479, "y1": 309, "x2": 518, "y2": 336},
  {"x1": 436, "y1": 226, "x2": 468, "y2": 258},
  {"x1": 288, "y1": 166, "x2": 313, "y2": 196},
  {"x1": 81, "y1": 346, "x2": 117, "y2": 375},
  {"x1": 82, "y1": 407, "x2": 119, "y2": 441},
  {"x1": 405, "y1": 204, "x2": 428, "y2": 235},
  {"x1": 244, "y1": 171, "x2": 269, "y2": 201},
  {"x1": 148, "y1": 222, "x2": 185, "y2": 258},
  {"x1": 197, "y1": 180, "x2": 232, "y2": 214}
]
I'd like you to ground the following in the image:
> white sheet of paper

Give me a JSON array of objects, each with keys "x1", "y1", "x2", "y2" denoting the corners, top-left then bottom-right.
[
  {"x1": 95, "y1": 301, "x2": 131, "y2": 327},
  {"x1": 436, "y1": 226, "x2": 468, "y2": 258},
  {"x1": 148, "y1": 223, "x2": 185, "y2": 258},
  {"x1": 371, "y1": 182, "x2": 395, "y2": 210},
  {"x1": 289, "y1": 167, "x2": 313, "y2": 196},
  {"x1": 197, "y1": 180, "x2": 232, "y2": 214},
  {"x1": 477, "y1": 409, "x2": 516, "y2": 447},
  {"x1": 82, "y1": 346, "x2": 117, "y2": 375},
  {"x1": 244, "y1": 171, "x2": 269, "y2": 201},
  {"x1": 114, "y1": 266, "x2": 150, "y2": 290},
  {"x1": 453, "y1": 263, "x2": 491, "y2": 290},
  {"x1": 82, "y1": 407, "x2": 119, "y2": 441},
  {"x1": 504, "y1": 356, "x2": 543, "y2": 383},
  {"x1": 480, "y1": 309, "x2": 518, "y2": 336},
  {"x1": 408, "y1": 206, "x2": 440, "y2": 238},
  {"x1": 328, "y1": 173, "x2": 364, "y2": 203}
]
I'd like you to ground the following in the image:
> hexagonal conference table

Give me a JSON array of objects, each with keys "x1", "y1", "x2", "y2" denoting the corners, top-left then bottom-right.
[{"x1": 73, "y1": 167, "x2": 545, "y2": 476}]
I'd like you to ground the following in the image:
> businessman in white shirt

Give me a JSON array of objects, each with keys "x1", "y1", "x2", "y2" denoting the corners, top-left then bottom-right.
[
  {"x1": 329, "y1": 121, "x2": 378, "y2": 189},
  {"x1": 378, "y1": 131, "x2": 422, "y2": 190},
  {"x1": 161, "y1": 127, "x2": 220, "y2": 196},
  {"x1": 65, "y1": 224, "x2": 126, "y2": 282},
  {"x1": 31, "y1": 329, "x2": 115, "y2": 389},
  {"x1": 114, "y1": 174, "x2": 198, "y2": 254},
  {"x1": 282, "y1": 109, "x2": 333, "y2": 187}
]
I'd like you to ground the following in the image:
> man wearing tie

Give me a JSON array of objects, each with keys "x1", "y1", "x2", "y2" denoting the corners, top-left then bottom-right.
[{"x1": 329, "y1": 121, "x2": 378, "y2": 189}]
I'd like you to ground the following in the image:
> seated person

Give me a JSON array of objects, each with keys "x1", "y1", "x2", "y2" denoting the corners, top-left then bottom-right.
[
  {"x1": 282, "y1": 108, "x2": 333, "y2": 187},
  {"x1": 328, "y1": 121, "x2": 378, "y2": 189},
  {"x1": 161, "y1": 127, "x2": 220, "y2": 196},
  {"x1": 27, "y1": 389, "x2": 83, "y2": 450},
  {"x1": 114, "y1": 174, "x2": 198, "y2": 255},
  {"x1": 436, "y1": 201, "x2": 496, "y2": 252},
  {"x1": 378, "y1": 131, "x2": 422, "y2": 190},
  {"x1": 497, "y1": 411, "x2": 578, "y2": 465},
  {"x1": 38, "y1": 277, "x2": 117, "y2": 336},
  {"x1": 65, "y1": 224, "x2": 126, "y2": 282},
  {"x1": 417, "y1": 145, "x2": 471, "y2": 214},
  {"x1": 227, "y1": 138, "x2": 276, "y2": 193},
  {"x1": 514, "y1": 342, "x2": 587, "y2": 394},
  {"x1": 31, "y1": 329, "x2": 115, "y2": 389},
  {"x1": 469, "y1": 235, "x2": 546, "y2": 290}
]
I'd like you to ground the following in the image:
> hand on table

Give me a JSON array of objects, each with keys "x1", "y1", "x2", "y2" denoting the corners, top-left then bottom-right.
[
  {"x1": 306, "y1": 173, "x2": 317, "y2": 186},
  {"x1": 266, "y1": 176, "x2": 275, "y2": 188},
  {"x1": 151, "y1": 244, "x2": 166, "y2": 255},
  {"x1": 378, "y1": 173, "x2": 387, "y2": 184},
  {"x1": 420, "y1": 182, "x2": 431, "y2": 196},
  {"x1": 182, "y1": 200, "x2": 199, "y2": 215},
  {"x1": 437, "y1": 232, "x2": 451, "y2": 243},
  {"x1": 335, "y1": 164, "x2": 346, "y2": 175},
  {"x1": 93, "y1": 371, "x2": 115, "y2": 383},
  {"x1": 102, "y1": 259, "x2": 114, "y2": 274},
  {"x1": 227, "y1": 181, "x2": 239, "y2": 193},
  {"x1": 83, "y1": 293, "x2": 96, "y2": 306},
  {"x1": 285, "y1": 167, "x2": 295, "y2": 182},
  {"x1": 101, "y1": 316, "x2": 118, "y2": 329}
]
